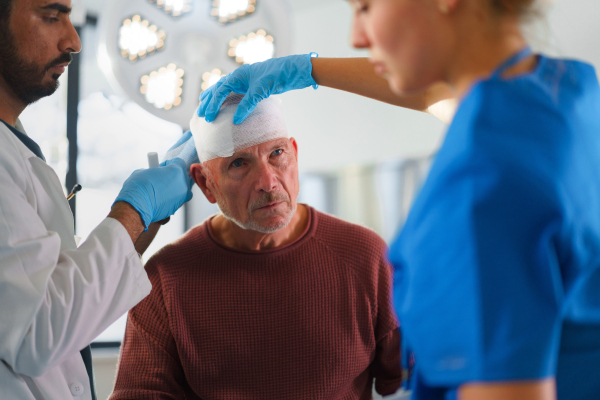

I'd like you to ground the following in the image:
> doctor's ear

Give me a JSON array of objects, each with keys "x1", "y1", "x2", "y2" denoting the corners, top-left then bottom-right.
[{"x1": 190, "y1": 163, "x2": 217, "y2": 204}]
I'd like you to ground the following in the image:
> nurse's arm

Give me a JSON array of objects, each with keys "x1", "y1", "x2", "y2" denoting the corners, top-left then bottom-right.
[
  {"x1": 459, "y1": 378, "x2": 556, "y2": 400},
  {"x1": 310, "y1": 57, "x2": 457, "y2": 123}
]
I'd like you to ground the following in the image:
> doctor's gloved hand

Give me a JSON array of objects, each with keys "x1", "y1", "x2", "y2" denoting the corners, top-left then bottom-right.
[
  {"x1": 198, "y1": 53, "x2": 318, "y2": 125},
  {"x1": 114, "y1": 158, "x2": 193, "y2": 230}
]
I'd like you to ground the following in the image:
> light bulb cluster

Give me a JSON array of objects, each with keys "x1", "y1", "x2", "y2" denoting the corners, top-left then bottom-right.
[
  {"x1": 201, "y1": 69, "x2": 227, "y2": 93},
  {"x1": 211, "y1": 0, "x2": 256, "y2": 24},
  {"x1": 119, "y1": 15, "x2": 165, "y2": 62},
  {"x1": 228, "y1": 29, "x2": 274, "y2": 65},
  {"x1": 149, "y1": 0, "x2": 192, "y2": 18},
  {"x1": 122, "y1": 0, "x2": 283, "y2": 112},
  {"x1": 140, "y1": 64, "x2": 185, "y2": 110}
]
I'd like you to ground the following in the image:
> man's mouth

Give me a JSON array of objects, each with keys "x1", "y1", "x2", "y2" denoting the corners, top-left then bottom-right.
[{"x1": 257, "y1": 201, "x2": 283, "y2": 210}]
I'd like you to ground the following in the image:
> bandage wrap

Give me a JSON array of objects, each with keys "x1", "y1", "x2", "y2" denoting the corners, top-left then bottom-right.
[{"x1": 190, "y1": 93, "x2": 288, "y2": 162}]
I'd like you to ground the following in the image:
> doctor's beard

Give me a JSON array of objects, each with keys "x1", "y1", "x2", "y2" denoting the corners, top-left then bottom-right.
[{"x1": 0, "y1": 25, "x2": 72, "y2": 106}]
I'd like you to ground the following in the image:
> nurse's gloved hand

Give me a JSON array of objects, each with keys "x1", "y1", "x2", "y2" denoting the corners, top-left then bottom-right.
[
  {"x1": 114, "y1": 158, "x2": 193, "y2": 230},
  {"x1": 198, "y1": 53, "x2": 318, "y2": 125}
]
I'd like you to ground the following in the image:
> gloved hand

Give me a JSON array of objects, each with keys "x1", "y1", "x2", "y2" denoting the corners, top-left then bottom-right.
[
  {"x1": 161, "y1": 130, "x2": 199, "y2": 171},
  {"x1": 198, "y1": 53, "x2": 318, "y2": 125},
  {"x1": 114, "y1": 136, "x2": 195, "y2": 230}
]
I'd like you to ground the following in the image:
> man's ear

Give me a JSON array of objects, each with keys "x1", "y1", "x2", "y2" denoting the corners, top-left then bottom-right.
[
  {"x1": 289, "y1": 137, "x2": 298, "y2": 160},
  {"x1": 190, "y1": 163, "x2": 217, "y2": 204}
]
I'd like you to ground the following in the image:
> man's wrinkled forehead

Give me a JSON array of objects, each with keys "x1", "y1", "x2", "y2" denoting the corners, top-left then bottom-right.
[
  {"x1": 230, "y1": 138, "x2": 290, "y2": 159},
  {"x1": 208, "y1": 137, "x2": 292, "y2": 170}
]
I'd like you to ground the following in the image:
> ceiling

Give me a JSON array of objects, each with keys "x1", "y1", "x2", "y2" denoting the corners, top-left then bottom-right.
[{"x1": 81, "y1": 0, "x2": 332, "y2": 17}]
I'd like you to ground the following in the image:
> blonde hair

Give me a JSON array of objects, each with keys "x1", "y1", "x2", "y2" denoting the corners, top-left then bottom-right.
[{"x1": 491, "y1": 0, "x2": 554, "y2": 19}]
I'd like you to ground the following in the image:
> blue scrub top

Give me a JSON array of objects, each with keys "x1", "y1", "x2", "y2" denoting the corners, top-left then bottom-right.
[{"x1": 389, "y1": 54, "x2": 600, "y2": 400}]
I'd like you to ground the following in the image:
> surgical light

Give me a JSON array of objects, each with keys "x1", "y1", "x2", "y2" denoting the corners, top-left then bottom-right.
[
  {"x1": 228, "y1": 29, "x2": 274, "y2": 65},
  {"x1": 149, "y1": 0, "x2": 192, "y2": 18},
  {"x1": 211, "y1": 0, "x2": 257, "y2": 24},
  {"x1": 119, "y1": 15, "x2": 165, "y2": 62},
  {"x1": 98, "y1": 0, "x2": 291, "y2": 127},
  {"x1": 140, "y1": 64, "x2": 185, "y2": 110},
  {"x1": 201, "y1": 69, "x2": 226, "y2": 93}
]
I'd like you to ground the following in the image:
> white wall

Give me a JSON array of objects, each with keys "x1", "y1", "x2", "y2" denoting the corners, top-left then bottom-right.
[
  {"x1": 280, "y1": 1, "x2": 447, "y2": 172},
  {"x1": 278, "y1": 0, "x2": 600, "y2": 172}
]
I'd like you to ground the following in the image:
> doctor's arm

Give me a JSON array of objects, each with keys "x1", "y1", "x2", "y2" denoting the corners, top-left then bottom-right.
[
  {"x1": 107, "y1": 202, "x2": 169, "y2": 257},
  {"x1": 0, "y1": 143, "x2": 191, "y2": 378}
]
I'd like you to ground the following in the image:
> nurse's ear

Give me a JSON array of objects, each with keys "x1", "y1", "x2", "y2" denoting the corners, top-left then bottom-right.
[{"x1": 438, "y1": 0, "x2": 459, "y2": 14}]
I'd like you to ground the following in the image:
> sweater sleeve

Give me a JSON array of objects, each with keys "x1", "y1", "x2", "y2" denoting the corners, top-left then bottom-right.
[
  {"x1": 371, "y1": 256, "x2": 403, "y2": 396},
  {"x1": 110, "y1": 259, "x2": 190, "y2": 400}
]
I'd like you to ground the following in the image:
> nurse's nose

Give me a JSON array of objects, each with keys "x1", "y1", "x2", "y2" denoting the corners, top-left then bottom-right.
[{"x1": 350, "y1": 13, "x2": 370, "y2": 49}]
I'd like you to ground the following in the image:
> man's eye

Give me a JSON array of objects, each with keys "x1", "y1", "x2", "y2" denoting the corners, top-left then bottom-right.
[
  {"x1": 231, "y1": 159, "x2": 244, "y2": 168},
  {"x1": 272, "y1": 149, "x2": 283, "y2": 156}
]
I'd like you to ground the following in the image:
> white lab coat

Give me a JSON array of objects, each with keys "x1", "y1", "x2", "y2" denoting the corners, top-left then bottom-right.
[{"x1": 0, "y1": 121, "x2": 152, "y2": 399}]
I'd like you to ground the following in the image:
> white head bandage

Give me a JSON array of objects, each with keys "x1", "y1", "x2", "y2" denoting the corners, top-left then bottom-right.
[{"x1": 190, "y1": 93, "x2": 288, "y2": 162}]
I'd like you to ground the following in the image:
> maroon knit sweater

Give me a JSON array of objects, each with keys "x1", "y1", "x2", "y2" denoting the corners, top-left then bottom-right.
[{"x1": 110, "y1": 206, "x2": 401, "y2": 400}]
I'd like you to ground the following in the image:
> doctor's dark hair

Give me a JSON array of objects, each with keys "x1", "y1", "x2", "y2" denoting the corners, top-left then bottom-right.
[{"x1": 0, "y1": 0, "x2": 13, "y2": 32}]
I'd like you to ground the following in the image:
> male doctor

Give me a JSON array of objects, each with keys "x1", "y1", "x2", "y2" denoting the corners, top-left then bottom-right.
[{"x1": 0, "y1": 0, "x2": 193, "y2": 399}]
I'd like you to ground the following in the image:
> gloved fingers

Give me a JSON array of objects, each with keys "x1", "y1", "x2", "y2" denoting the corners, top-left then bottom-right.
[
  {"x1": 169, "y1": 130, "x2": 193, "y2": 150},
  {"x1": 162, "y1": 157, "x2": 188, "y2": 172},
  {"x1": 174, "y1": 131, "x2": 193, "y2": 148},
  {"x1": 200, "y1": 75, "x2": 228, "y2": 101},
  {"x1": 198, "y1": 75, "x2": 231, "y2": 118},
  {"x1": 204, "y1": 82, "x2": 237, "y2": 123},
  {"x1": 233, "y1": 89, "x2": 265, "y2": 125}
]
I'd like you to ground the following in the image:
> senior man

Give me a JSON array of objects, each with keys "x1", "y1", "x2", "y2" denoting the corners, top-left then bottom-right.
[{"x1": 110, "y1": 94, "x2": 402, "y2": 400}]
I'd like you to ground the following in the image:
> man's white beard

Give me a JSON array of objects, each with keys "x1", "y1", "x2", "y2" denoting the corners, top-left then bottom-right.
[{"x1": 217, "y1": 192, "x2": 297, "y2": 234}]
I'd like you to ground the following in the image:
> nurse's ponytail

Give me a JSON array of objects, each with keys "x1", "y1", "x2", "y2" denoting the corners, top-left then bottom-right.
[{"x1": 491, "y1": 0, "x2": 551, "y2": 18}]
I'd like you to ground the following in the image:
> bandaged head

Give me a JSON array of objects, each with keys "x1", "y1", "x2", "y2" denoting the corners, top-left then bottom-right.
[{"x1": 190, "y1": 93, "x2": 289, "y2": 163}]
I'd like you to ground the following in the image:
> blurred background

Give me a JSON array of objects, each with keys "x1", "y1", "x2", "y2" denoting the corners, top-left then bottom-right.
[{"x1": 18, "y1": 0, "x2": 600, "y2": 398}]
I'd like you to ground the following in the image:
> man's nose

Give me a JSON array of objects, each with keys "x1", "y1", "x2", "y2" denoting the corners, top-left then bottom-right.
[{"x1": 254, "y1": 162, "x2": 278, "y2": 192}]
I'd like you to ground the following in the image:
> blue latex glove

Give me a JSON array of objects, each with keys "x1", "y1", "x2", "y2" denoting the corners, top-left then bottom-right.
[
  {"x1": 114, "y1": 139, "x2": 194, "y2": 230},
  {"x1": 198, "y1": 53, "x2": 318, "y2": 125},
  {"x1": 162, "y1": 130, "x2": 199, "y2": 171}
]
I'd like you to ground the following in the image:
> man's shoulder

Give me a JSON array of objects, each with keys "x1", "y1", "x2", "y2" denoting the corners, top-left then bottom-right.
[
  {"x1": 145, "y1": 221, "x2": 213, "y2": 275},
  {"x1": 312, "y1": 209, "x2": 388, "y2": 263}
]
